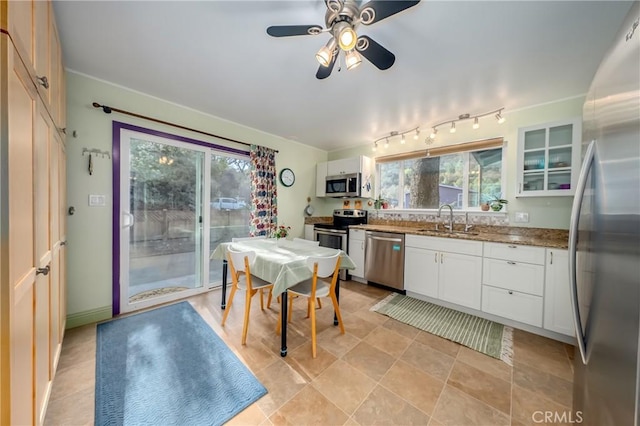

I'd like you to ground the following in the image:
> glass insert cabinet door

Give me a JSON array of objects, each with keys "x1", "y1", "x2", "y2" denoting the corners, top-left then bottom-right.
[{"x1": 516, "y1": 117, "x2": 581, "y2": 197}]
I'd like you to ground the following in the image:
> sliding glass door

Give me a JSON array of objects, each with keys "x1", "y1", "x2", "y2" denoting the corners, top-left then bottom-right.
[{"x1": 120, "y1": 130, "x2": 208, "y2": 313}]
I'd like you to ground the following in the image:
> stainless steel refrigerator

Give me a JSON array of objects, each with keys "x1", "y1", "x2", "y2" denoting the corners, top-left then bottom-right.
[{"x1": 569, "y1": 2, "x2": 640, "y2": 425}]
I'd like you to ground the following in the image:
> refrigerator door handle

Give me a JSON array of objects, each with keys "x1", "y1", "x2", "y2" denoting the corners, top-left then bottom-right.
[{"x1": 569, "y1": 140, "x2": 596, "y2": 365}]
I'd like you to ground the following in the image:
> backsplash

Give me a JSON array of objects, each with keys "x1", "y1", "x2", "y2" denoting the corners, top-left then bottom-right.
[{"x1": 368, "y1": 210, "x2": 509, "y2": 227}]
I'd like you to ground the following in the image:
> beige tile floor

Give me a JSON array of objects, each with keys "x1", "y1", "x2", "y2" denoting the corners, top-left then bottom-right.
[{"x1": 44, "y1": 281, "x2": 575, "y2": 425}]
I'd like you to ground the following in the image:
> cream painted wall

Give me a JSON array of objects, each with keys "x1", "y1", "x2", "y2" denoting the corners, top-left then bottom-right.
[
  {"x1": 65, "y1": 71, "x2": 327, "y2": 317},
  {"x1": 325, "y1": 97, "x2": 584, "y2": 229}
]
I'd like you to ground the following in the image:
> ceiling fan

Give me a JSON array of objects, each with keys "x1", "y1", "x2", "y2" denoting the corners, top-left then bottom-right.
[{"x1": 266, "y1": 0, "x2": 420, "y2": 79}]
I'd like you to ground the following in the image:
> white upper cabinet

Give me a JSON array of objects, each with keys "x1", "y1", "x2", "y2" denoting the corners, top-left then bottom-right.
[
  {"x1": 516, "y1": 117, "x2": 581, "y2": 197},
  {"x1": 316, "y1": 161, "x2": 327, "y2": 197}
]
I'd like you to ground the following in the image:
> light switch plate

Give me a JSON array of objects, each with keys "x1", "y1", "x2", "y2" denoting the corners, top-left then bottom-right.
[
  {"x1": 89, "y1": 194, "x2": 106, "y2": 207},
  {"x1": 514, "y1": 211, "x2": 529, "y2": 223}
]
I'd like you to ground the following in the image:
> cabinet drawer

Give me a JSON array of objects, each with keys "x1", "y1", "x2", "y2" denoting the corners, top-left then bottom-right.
[
  {"x1": 482, "y1": 258, "x2": 544, "y2": 296},
  {"x1": 482, "y1": 285, "x2": 543, "y2": 327},
  {"x1": 405, "y1": 235, "x2": 482, "y2": 256},
  {"x1": 349, "y1": 229, "x2": 365, "y2": 241},
  {"x1": 483, "y1": 242, "x2": 545, "y2": 265}
]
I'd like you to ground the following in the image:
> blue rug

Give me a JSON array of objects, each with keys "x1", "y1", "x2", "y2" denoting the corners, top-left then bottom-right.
[{"x1": 95, "y1": 301, "x2": 267, "y2": 425}]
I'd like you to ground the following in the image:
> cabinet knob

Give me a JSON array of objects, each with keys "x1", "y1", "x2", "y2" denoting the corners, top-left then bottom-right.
[
  {"x1": 508, "y1": 290, "x2": 513, "y2": 295},
  {"x1": 37, "y1": 75, "x2": 49, "y2": 89},
  {"x1": 508, "y1": 245, "x2": 517, "y2": 248},
  {"x1": 507, "y1": 261, "x2": 516, "y2": 265},
  {"x1": 36, "y1": 265, "x2": 50, "y2": 276}
]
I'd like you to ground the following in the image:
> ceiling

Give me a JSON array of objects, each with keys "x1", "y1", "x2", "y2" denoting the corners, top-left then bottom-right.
[{"x1": 52, "y1": 1, "x2": 633, "y2": 152}]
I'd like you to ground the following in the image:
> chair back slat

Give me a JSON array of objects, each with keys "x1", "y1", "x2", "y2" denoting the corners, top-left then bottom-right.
[
  {"x1": 306, "y1": 253, "x2": 341, "y2": 278},
  {"x1": 228, "y1": 247, "x2": 256, "y2": 273}
]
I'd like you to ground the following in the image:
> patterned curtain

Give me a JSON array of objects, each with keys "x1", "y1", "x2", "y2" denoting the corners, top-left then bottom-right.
[{"x1": 249, "y1": 145, "x2": 277, "y2": 237}]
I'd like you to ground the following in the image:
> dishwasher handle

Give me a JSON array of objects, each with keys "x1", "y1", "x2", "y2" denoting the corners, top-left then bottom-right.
[{"x1": 368, "y1": 235, "x2": 403, "y2": 243}]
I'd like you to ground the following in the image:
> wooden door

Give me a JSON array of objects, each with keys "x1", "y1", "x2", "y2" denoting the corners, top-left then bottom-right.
[
  {"x1": 34, "y1": 100, "x2": 53, "y2": 424},
  {"x1": 8, "y1": 43, "x2": 37, "y2": 426}
]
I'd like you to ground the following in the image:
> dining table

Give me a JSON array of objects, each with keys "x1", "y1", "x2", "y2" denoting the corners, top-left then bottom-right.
[{"x1": 210, "y1": 238, "x2": 356, "y2": 357}]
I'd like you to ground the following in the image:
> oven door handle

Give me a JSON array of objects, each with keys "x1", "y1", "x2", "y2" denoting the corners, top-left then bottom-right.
[{"x1": 314, "y1": 228, "x2": 347, "y2": 235}]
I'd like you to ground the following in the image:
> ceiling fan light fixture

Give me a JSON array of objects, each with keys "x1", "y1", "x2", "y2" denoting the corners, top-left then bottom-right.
[
  {"x1": 315, "y1": 38, "x2": 337, "y2": 67},
  {"x1": 335, "y1": 22, "x2": 357, "y2": 51},
  {"x1": 345, "y1": 49, "x2": 362, "y2": 70}
]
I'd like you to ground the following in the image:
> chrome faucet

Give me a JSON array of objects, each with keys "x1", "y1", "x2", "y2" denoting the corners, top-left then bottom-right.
[
  {"x1": 464, "y1": 212, "x2": 473, "y2": 233},
  {"x1": 437, "y1": 204, "x2": 454, "y2": 232}
]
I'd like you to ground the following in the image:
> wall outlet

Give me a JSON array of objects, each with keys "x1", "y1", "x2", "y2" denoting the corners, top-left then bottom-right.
[
  {"x1": 514, "y1": 211, "x2": 529, "y2": 223},
  {"x1": 89, "y1": 194, "x2": 106, "y2": 207}
]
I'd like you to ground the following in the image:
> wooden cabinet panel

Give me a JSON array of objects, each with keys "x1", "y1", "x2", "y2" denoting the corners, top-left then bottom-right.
[
  {"x1": 6, "y1": 0, "x2": 33, "y2": 66},
  {"x1": 8, "y1": 47, "x2": 36, "y2": 286},
  {"x1": 11, "y1": 275, "x2": 35, "y2": 426}
]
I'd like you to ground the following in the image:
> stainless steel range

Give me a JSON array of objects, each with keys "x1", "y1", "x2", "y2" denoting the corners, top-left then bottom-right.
[{"x1": 314, "y1": 209, "x2": 367, "y2": 280}]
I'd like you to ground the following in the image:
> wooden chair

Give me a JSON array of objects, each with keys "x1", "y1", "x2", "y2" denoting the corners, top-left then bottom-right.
[
  {"x1": 221, "y1": 247, "x2": 274, "y2": 345},
  {"x1": 277, "y1": 253, "x2": 344, "y2": 358}
]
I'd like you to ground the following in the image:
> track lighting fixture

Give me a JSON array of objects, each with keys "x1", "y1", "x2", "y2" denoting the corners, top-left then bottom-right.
[
  {"x1": 372, "y1": 141, "x2": 378, "y2": 152},
  {"x1": 370, "y1": 108, "x2": 505, "y2": 151}
]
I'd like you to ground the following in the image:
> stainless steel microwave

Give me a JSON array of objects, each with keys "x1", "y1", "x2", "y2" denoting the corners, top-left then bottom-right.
[{"x1": 325, "y1": 173, "x2": 360, "y2": 197}]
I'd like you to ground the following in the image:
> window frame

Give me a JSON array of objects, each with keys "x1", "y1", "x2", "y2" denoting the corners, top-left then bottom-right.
[{"x1": 375, "y1": 138, "x2": 507, "y2": 212}]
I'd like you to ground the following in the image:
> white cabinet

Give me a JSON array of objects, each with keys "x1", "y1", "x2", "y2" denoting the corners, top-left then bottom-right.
[
  {"x1": 516, "y1": 117, "x2": 581, "y2": 197},
  {"x1": 404, "y1": 235, "x2": 482, "y2": 309},
  {"x1": 544, "y1": 249, "x2": 574, "y2": 336},
  {"x1": 304, "y1": 224, "x2": 315, "y2": 241},
  {"x1": 482, "y1": 242, "x2": 545, "y2": 327},
  {"x1": 348, "y1": 229, "x2": 366, "y2": 278},
  {"x1": 327, "y1": 157, "x2": 361, "y2": 176},
  {"x1": 316, "y1": 161, "x2": 327, "y2": 197},
  {"x1": 404, "y1": 246, "x2": 439, "y2": 298}
]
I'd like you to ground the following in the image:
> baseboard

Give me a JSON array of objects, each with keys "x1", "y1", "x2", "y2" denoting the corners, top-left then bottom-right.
[{"x1": 65, "y1": 306, "x2": 112, "y2": 329}]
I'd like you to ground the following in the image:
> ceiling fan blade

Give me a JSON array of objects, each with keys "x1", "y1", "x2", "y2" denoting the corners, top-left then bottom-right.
[
  {"x1": 359, "y1": 0, "x2": 420, "y2": 25},
  {"x1": 267, "y1": 25, "x2": 323, "y2": 37},
  {"x1": 357, "y1": 36, "x2": 395, "y2": 70},
  {"x1": 316, "y1": 54, "x2": 337, "y2": 80}
]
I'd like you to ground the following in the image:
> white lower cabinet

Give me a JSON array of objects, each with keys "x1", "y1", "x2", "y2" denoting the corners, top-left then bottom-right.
[
  {"x1": 438, "y1": 252, "x2": 483, "y2": 310},
  {"x1": 482, "y1": 285, "x2": 543, "y2": 327},
  {"x1": 404, "y1": 246, "x2": 439, "y2": 298},
  {"x1": 404, "y1": 235, "x2": 482, "y2": 309},
  {"x1": 348, "y1": 229, "x2": 366, "y2": 278},
  {"x1": 482, "y1": 242, "x2": 546, "y2": 327},
  {"x1": 304, "y1": 224, "x2": 315, "y2": 241},
  {"x1": 544, "y1": 249, "x2": 574, "y2": 336}
]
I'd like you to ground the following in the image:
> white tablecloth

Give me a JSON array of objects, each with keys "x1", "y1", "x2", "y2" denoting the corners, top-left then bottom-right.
[{"x1": 210, "y1": 239, "x2": 355, "y2": 295}]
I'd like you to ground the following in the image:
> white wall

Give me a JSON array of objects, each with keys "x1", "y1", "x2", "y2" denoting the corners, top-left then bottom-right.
[
  {"x1": 65, "y1": 71, "x2": 327, "y2": 319},
  {"x1": 325, "y1": 97, "x2": 584, "y2": 229}
]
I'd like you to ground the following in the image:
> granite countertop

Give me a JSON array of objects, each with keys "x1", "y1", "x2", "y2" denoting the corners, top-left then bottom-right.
[{"x1": 349, "y1": 223, "x2": 569, "y2": 249}]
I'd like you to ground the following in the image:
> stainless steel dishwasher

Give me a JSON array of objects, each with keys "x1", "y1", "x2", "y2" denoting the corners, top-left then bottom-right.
[{"x1": 364, "y1": 231, "x2": 405, "y2": 291}]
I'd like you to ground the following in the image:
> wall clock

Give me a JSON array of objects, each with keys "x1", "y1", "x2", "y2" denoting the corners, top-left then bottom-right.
[{"x1": 279, "y1": 168, "x2": 295, "y2": 187}]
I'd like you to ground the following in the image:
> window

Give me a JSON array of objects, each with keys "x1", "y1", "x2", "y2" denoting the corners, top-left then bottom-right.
[{"x1": 377, "y1": 139, "x2": 505, "y2": 210}]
